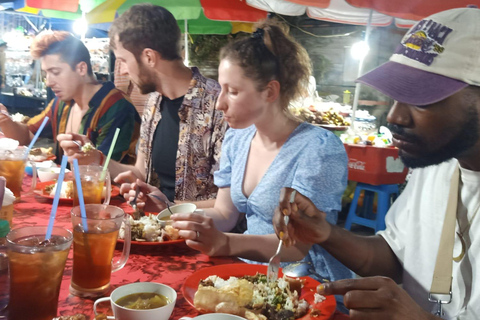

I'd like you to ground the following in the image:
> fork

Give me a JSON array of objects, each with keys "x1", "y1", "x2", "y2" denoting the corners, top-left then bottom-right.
[
  {"x1": 267, "y1": 215, "x2": 289, "y2": 284},
  {"x1": 130, "y1": 185, "x2": 140, "y2": 220},
  {"x1": 267, "y1": 190, "x2": 296, "y2": 283}
]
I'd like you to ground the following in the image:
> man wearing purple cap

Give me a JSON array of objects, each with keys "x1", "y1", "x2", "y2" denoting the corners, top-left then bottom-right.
[{"x1": 272, "y1": 7, "x2": 480, "y2": 319}]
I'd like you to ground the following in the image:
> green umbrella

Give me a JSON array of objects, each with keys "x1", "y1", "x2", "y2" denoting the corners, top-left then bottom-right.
[
  {"x1": 86, "y1": 0, "x2": 231, "y2": 35},
  {"x1": 41, "y1": 8, "x2": 82, "y2": 20},
  {"x1": 35, "y1": 0, "x2": 106, "y2": 20},
  {"x1": 26, "y1": 0, "x2": 233, "y2": 35},
  {"x1": 117, "y1": 0, "x2": 202, "y2": 20},
  {"x1": 87, "y1": 0, "x2": 202, "y2": 24},
  {"x1": 178, "y1": 12, "x2": 232, "y2": 35}
]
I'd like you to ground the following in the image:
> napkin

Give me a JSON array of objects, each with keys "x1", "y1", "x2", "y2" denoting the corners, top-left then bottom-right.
[{"x1": 0, "y1": 177, "x2": 15, "y2": 210}]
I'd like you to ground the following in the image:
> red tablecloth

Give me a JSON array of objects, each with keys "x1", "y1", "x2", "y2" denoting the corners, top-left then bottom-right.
[{"x1": 9, "y1": 175, "x2": 349, "y2": 320}]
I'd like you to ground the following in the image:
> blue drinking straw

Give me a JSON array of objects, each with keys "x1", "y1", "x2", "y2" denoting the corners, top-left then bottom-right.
[
  {"x1": 72, "y1": 158, "x2": 88, "y2": 232},
  {"x1": 45, "y1": 155, "x2": 69, "y2": 240},
  {"x1": 25, "y1": 116, "x2": 49, "y2": 159}
]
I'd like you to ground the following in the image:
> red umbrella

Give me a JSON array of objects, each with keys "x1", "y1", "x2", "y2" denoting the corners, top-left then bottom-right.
[
  {"x1": 26, "y1": 0, "x2": 79, "y2": 12},
  {"x1": 200, "y1": 0, "x2": 268, "y2": 22}
]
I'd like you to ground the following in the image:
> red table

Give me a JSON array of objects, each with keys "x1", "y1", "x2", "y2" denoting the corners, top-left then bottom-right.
[{"x1": 10, "y1": 176, "x2": 349, "y2": 320}]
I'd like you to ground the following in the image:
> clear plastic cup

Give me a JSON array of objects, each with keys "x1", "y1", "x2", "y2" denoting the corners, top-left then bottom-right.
[
  {"x1": 0, "y1": 147, "x2": 37, "y2": 199},
  {"x1": 72, "y1": 165, "x2": 111, "y2": 206},
  {"x1": 6, "y1": 226, "x2": 73, "y2": 320},
  {"x1": 70, "y1": 204, "x2": 131, "y2": 298}
]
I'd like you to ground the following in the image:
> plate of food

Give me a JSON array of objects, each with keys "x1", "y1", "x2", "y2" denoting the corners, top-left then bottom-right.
[
  {"x1": 28, "y1": 147, "x2": 56, "y2": 162},
  {"x1": 118, "y1": 212, "x2": 185, "y2": 246},
  {"x1": 34, "y1": 180, "x2": 120, "y2": 202},
  {"x1": 182, "y1": 264, "x2": 336, "y2": 320},
  {"x1": 316, "y1": 124, "x2": 349, "y2": 131}
]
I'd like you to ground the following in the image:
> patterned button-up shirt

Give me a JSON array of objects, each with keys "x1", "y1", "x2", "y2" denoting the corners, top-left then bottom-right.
[
  {"x1": 140, "y1": 67, "x2": 228, "y2": 201},
  {"x1": 28, "y1": 81, "x2": 141, "y2": 164}
]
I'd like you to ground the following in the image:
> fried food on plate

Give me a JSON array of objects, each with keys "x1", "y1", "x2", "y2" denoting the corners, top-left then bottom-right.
[
  {"x1": 194, "y1": 273, "x2": 310, "y2": 320},
  {"x1": 29, "y1": 147, "x2": 54, "y2": 161}
]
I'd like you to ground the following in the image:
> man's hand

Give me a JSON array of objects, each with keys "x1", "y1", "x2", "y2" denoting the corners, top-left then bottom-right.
[
  {"x1": 114, "y1": 170, "x2": 141, "y2": 185},
  {"x1": 318, "y1": 277, "x2": 439, "y2": 320},
  {"x1": 58, "y1": 133, "x2": 102, "y2": 165},
  {"x1": 273, "y1": 187, "x2": 332, "y2": 247}
]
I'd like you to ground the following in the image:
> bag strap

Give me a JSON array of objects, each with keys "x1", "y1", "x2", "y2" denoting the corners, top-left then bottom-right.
[{"x1": 428, "y1": 164, "x2": 459, "y2": 316}]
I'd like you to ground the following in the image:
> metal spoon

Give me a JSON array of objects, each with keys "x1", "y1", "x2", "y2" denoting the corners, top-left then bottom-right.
[
  {"x1": 165, "y1": 199, "x2": 174, "y2": 216},
  {"x1": 147, "y1": 193, "x2": 174, "y2": 215},
  {"x1": 283, "y1": 262, "x2": 330, "y2": 283}
]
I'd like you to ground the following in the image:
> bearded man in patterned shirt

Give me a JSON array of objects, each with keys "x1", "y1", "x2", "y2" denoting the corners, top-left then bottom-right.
[{"x1": 59, "y1": 4, "x2": 227, "y2": 208}]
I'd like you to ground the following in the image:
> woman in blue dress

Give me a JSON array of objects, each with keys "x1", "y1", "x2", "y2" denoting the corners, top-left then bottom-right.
[{"x1": 129, "y1": 19, "x2": 353, "y2": 283}]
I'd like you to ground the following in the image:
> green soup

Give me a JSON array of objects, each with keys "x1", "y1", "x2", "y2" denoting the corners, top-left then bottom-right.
[{"x1": 116, "y1": 292, "x2": 170, "y2": 310}]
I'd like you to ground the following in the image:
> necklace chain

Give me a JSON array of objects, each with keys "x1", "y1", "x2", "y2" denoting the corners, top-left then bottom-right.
[
  {"x1": 458, "y1": 201, "x2": 480, "y2": 236},
  {"x1": 453, "y1": 195, "x2": 480, "y2": 262}
]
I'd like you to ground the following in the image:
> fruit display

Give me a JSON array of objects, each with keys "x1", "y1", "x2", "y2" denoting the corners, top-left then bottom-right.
[
  {"x1": 291, "y1": 105, "x2": 350, "y2": 126},
  {"x1": 321, "y1": 109, "x2": 350, "y2": 126}
]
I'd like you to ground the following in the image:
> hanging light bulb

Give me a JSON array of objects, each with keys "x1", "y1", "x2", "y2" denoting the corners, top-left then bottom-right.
[
  {"x1": 73, "y1": 11, "x2": 88, "y2": 41},
  {"x1": 350, "y1": 40, "x2": 370, "y2": 60}
]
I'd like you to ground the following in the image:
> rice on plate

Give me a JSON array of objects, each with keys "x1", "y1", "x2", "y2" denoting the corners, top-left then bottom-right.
[{"x1": 119, "y1": 214, "x2": 181, "y2": 242}]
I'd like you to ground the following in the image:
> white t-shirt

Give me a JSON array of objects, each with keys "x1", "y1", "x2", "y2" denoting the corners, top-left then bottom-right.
[{"x1": 378, "y1": 159, "x2": 480, "y2": 319}]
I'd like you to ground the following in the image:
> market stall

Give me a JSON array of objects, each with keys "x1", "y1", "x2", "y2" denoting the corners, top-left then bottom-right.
[{"x1": 0, "y1": 12, "x2": 47, "y2": 116}]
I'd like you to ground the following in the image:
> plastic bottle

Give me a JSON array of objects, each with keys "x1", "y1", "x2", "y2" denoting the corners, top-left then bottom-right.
[
  {"x1": 0, "y1": 219, "x2": 10, "y2": 313},
  {"x1": 343, "y1": 90, "x2": 352, "y2": 105}
]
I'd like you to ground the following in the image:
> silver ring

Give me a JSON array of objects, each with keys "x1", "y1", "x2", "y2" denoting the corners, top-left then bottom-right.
[
  {"x1": 72, "y1": 140, "x2": 82, "y2": 150},
  {"x1": 196, "y1": 231, "x2": 200, "y2": 240}
]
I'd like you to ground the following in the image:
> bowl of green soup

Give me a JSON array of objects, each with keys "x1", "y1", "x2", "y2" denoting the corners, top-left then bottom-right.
[{"x1": 94, "y1": 282, "x2": 177, "y2": 320}]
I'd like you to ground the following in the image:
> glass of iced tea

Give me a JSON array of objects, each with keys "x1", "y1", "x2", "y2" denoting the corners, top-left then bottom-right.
[
  {"x1": 6, "y1": 226, "x2": 73, "y2": 320},
  {"x1": 0, "y1": 147, "x2": 37, "y2": 199},
  {"x1": 72, "y1": 165, "x2": 111, "y2": 206},
  {"x1": 70, "y1": 204, "x2": 131, "y2": 298}
]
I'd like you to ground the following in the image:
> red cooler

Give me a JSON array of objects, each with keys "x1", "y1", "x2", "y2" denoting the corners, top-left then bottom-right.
[{"x1": 343, "y1": 144, "x2": 408, "y2": 185}]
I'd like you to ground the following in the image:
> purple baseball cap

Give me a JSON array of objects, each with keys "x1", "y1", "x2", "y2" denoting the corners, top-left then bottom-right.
[
  {"x1": 357, "y1": 8, "x2": 480, "y2": 106},
  {"x1": 357, "y1": 61, "x2": 468, "y2": 106}
]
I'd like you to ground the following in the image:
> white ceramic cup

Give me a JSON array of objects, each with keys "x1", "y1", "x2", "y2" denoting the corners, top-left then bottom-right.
[
  {"x1": 156, "y1": 203, "x2": 204, "y2": 226},
  {"x1": 179, "y1": 314, "x2": 245, "y2": 320},
  {"x1": 93, "y1": 282, "x2": 177, "y2": 320}
]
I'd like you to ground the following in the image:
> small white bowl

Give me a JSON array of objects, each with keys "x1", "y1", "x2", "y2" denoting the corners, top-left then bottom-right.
[
  {"x1": 94, "y1": 282, "x2": 177, "y2": 320},
  {"x1": 156, "y1": 203, "x2": 199, "y2": 226},
  {"x1": 25, "y1": 160, "x2": 54, "y2": 176},
  {"x1": 37, "y1": 167, "x2": 71, "y2": 182}
]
